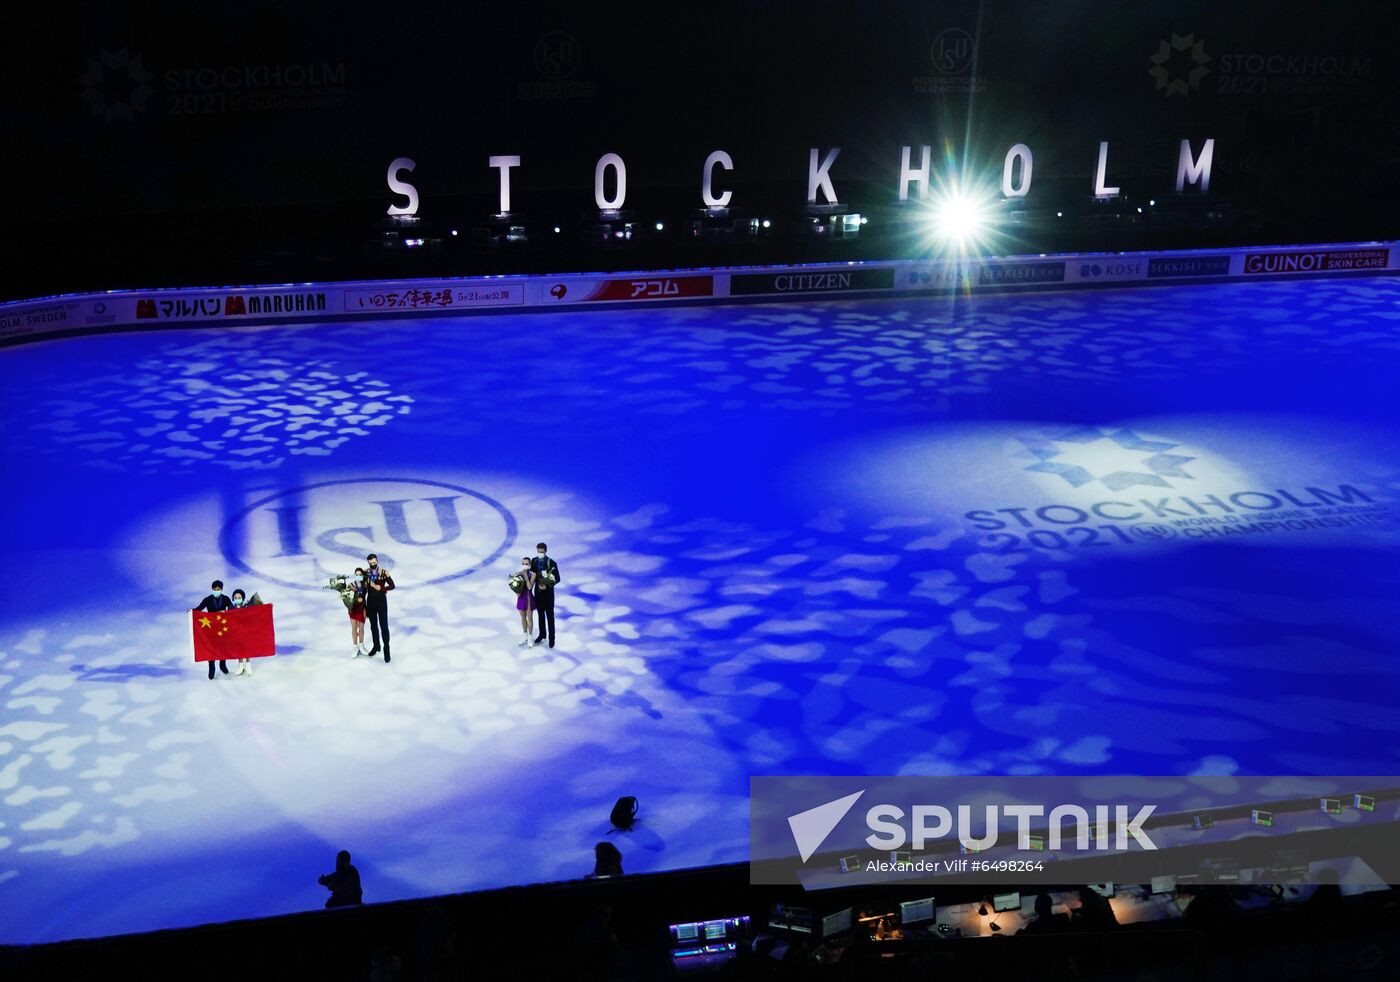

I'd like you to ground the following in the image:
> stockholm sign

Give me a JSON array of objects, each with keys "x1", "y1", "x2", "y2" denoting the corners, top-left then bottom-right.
[{"x1": 383, "y1": 140, "x2": 1218, "y2": 216}]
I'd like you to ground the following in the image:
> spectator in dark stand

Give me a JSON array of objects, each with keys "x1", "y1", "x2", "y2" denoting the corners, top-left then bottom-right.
[
  {"x1": 591, "y1": 840, "x2": 624, "y2": 878},
  {"x1": 1181, "y1": 885, "x2": 1241, "y2": 928},
  {"x1": 411, "y1": 905, "x2": 462, "y2": 982},
  {"x1": 1305, "y1": 868, "x2": 1344, "y2": 912},
  {"x1": 1072, "y1": 886, "x2": 1118, "y2": 930},
  {"x1": 1020, "y1": 892, "x2": 1068, "y2": 934},
  {"x1": 573, "y1": 904, "x2": 620, "y2": 982},
  {"x1": 318, "y1": 849, "x2": 363, "y2": 908}
]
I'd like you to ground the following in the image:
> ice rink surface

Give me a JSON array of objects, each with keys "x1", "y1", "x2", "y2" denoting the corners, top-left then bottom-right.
[{"x1": 4, "y1": 276, "x2": 1399, "y2": 942}]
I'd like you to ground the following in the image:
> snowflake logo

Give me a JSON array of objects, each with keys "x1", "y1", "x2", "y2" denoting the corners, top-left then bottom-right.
[
  {"x1": 1015, "y1": 426, "x2": 1196, "y2": 491},
  {"x1": 78, "y1": 48, "x2": 154, "y2": 123},
  {"x1": 1148, "y1": 33, "x2": 1211, "y2": 97}
]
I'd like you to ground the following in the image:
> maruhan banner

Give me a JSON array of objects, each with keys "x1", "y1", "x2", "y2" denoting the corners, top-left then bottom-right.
[{"x1": 750, "y1": 776, "x2": 1400, "y2": 889}]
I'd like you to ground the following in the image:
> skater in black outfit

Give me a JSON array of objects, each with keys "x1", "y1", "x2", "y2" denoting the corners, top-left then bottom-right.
[
  {"x1": 530, "y1": 542, "x2": 561, "y2": 648},
  {"x1": 363, "y1": 554, "x2": 395, "y2": 663},
  {"x1": 195, "y1": 579, "x2": 232, "y2": 679}
]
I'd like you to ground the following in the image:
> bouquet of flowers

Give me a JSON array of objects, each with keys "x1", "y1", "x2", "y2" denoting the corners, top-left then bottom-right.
[
  {"x1": 508, "y1": 573, "x2": 527, "y2": 595},
  {"x1": 324, "y1": 574, "x2": 356, "y2": 610},
  {"x1": 538, "y1": 569, "x2": 557, "y2": 588}
]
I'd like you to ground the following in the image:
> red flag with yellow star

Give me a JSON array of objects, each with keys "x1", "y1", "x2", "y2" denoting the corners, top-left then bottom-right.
[{"x1": 191, "y1": 605, "x2": 276, "y2": 662}]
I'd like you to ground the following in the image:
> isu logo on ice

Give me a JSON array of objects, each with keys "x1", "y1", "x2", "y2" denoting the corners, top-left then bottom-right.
[{"x1": 221, "y1": 478, "x2": 517, "y2": 589}]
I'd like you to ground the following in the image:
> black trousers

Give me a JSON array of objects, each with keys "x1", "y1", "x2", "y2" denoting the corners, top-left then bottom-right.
[
  {"x1": 207, "y1": 660, "x2": 227, "y2": 679},
  {"x1": 366, "y1": 602, "x2": 390, "y2": 652},
  {"x1": 533, "y1": 591, "x2": 555, "y2": 642}
]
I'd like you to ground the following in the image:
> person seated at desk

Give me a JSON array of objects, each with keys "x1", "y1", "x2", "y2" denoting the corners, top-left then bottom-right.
[
  {"x1": 1071, "y1": 886, "x2": 1119, "y2": 930},
  {"x1": 1019, "y1": 892, "x2": 1070, "y2": 934},
  {"x1": 1180, "y1": 885, "x2": 1241, "y2": 927}
]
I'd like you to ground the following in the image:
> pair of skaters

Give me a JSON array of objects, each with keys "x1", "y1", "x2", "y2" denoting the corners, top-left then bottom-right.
[
  {"x1": 510, "y1": 542, "x2": 561, "y2": 648},
  {"x1": 346, "y1": 553, "x2": 395, "y2": 662},
  {"x1": 194, "y1": 580, "x2": 256, "y2": 678}
]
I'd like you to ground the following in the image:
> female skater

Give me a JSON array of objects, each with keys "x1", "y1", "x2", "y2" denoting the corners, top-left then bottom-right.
[
  {"x1": 348, "y1": 567, "x2": 368, "y2": 657},
  {"x1": 510, "y1": 557, "x2": 537, "y2": 647},
  {"x1": 230, "y1": 589, "x2": 254, "y2": 677}
]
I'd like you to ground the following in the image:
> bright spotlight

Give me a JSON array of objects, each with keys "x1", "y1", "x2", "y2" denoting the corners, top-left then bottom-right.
[
  {"x1": 929, "y1": 192, "x2": 986, "y2": 247},
  {"x1": 655, "y1": 222, "x2": 664, "y2": 231}
]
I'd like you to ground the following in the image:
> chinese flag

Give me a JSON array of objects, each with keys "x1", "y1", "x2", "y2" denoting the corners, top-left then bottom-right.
[{"x1": 191, "y1": 605, "x2": 276, "y2": 662}]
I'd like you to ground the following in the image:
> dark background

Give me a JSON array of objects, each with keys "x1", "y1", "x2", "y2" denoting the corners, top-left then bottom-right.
[{"x1": 3, "y1": 1, "x2": 1396, "y2": 298}]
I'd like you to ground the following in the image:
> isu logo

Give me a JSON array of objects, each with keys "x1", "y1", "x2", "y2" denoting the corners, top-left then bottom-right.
[
  {"x1": 221, "y1": 478, "x2": 517, "y2": 589},
  {"x1": 930, "y1": 29, "x2": 975, "y2": 76},
  {"x1": 534, "y1": 31, "x2": 582, "y2": 80}
]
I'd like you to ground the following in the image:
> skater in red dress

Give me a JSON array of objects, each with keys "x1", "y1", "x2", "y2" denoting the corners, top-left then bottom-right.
[{"x1": 348, "y1": 567, "x2": 368, "y2": 658}]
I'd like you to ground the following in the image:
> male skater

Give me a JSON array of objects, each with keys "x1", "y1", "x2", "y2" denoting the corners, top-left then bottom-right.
[
  {"x1": 531, "y1": 542, "x2": 561, "y2": 648},
  {"x1": 364, "y1": 553, "x2": 395, "y2": 663},
  {"x1": 195, "y1": 579, "x2": 232, "y2": 679}
]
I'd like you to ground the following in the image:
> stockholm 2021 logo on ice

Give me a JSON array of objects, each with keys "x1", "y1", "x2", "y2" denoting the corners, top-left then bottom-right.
[
  {"x1": 220, "y1": 478, "x2": 517, "y2": 589},
  {"x1": 963, "y1": 426, "x2": 1395, "y2": 548}
]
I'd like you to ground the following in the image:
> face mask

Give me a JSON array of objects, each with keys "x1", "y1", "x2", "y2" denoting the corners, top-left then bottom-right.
[
  {"x1": 537, "y1": 553, "x2": 546, "y2": 558},
  {"x1": 213, "y1": 589, "x2": 222, "y2": 596}
]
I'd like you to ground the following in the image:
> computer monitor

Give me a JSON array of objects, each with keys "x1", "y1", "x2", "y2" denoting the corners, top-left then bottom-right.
[
  {"x1": 1026, "y1": 835, "x2": 1045, "y2": 851},
  {"x1": 1087, "y1": 883, "x2": 1114, "y2": 898},
  {"x1": 839, "y1": 854, "x2": 863, "y2": 873},
  {"x1": 890, "y1": 851, "x2": 912, "y2": 865},
  {"x1": 1191, "y1": 815, "x2": 1215, "y2": 831},
  {"x1": 768, "y1": 904, "x2": 815, "y2": 935},
  {"x1": 1150, "y1": 875, "x2": 1177, "y2": 895},
  {"x1": 1320, "y1": 798, "x2": 1342, "y2": 815},
  {"x1": 669, "y1": 916, "x2": 751, "y2": 959},
  {"x1": 1250, "y1": 809, "x2": 1273, "y2": 827},
  {"x1": 899, "y1": 897, "x2": 936, "y2": 925},
  {"x1": 821, "y1": 908, "x2": 852, "y2": 938},
  {"x1": 1354, "y1": 794, "x2": 1376, "y2": 812},
  {"x1": 992, "y1": 892, "x2": 1021, "y2": 912}
]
